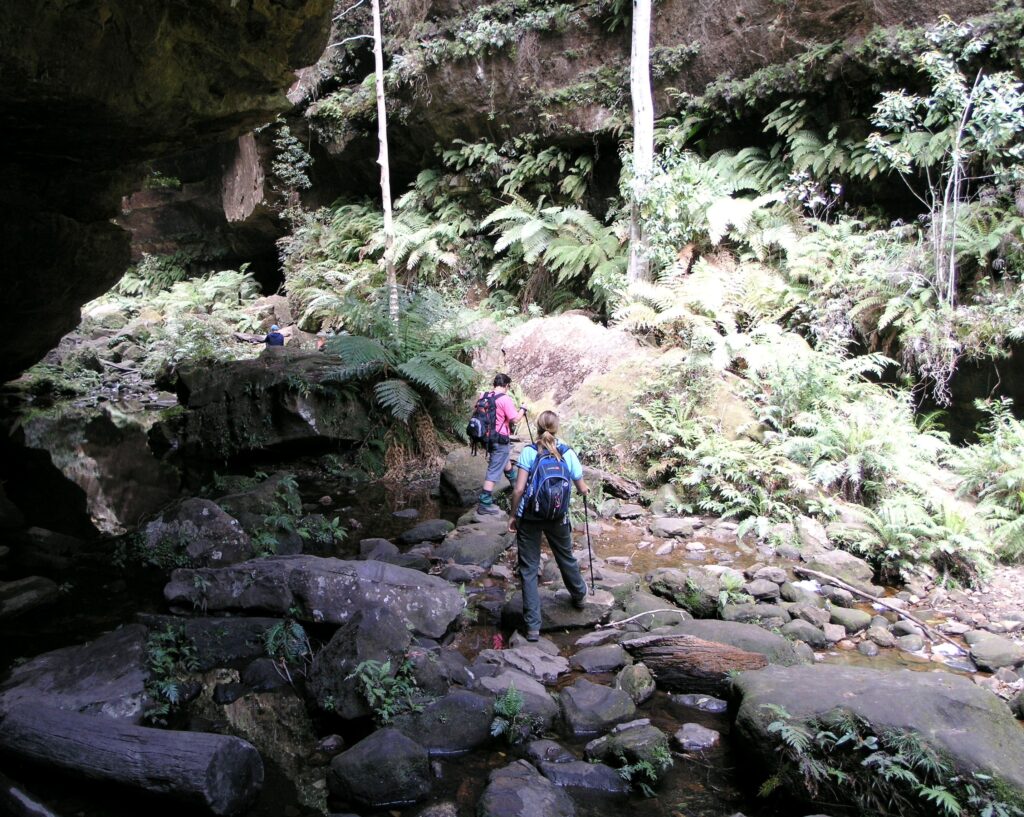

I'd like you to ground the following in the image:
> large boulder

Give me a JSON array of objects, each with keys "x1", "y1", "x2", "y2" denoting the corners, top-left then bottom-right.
[
  {"x1": 0, "y1": 624, "x2": 148, "y2": 722},
  {"x1": 965, "y1": 630, "x2": 1024, "y2": 671},
  {"x1": 164, "y1": 555, "x2": 464, "y2": 638},
  {"x1": 609, "y1": 590, "x2": 692, "y2": 631},
  {"x1": 0, "y1": 576, "x2": 59, "y2": 620},
  {"x1": 802, "y1": 550, "x2": 881, "y2": 595},
  {"x1": 559, "y1": 679, "x2": 636, "y2": 737},
  {"x1": 307, "y1": 606, "x2": 413, "y2": 719},
  {"x1": 733, "y1": 665, "x2": 1024, "y2": 796},
  {"x1": 438, "y1": 524, "x2": 513, "y2": 568},
  {"x1": 392, "y1": 690, "x2": 494, "y2": 755},
  {"x1": 473, "y1": 645, "x2": 570, "y2": 685},
  {"x1": 648, "y1": 567, "x2": 722, "y2": 618},
  {"x1": 439, "y1": 449, "x2": 490, "y2": 507},
  {"x1": 501, "y1": 588, "x2": 615, "y2": 632},
  {"x1": 161, "y1": 353, "x2": 371, "y2": 460},
  {"x1": 137, "y1": 614, "x2": 282, "y2": 671},
  {"x1": 143, "y1": 498, "x2": 252, "y2": 568},
  {"x1": 327, "y1": 728, "x2": 431, "y2": 808},
  {"x1": 475, "y1": 670, "x2": 560, "y2": 731},
  {"x1": 477, "y1": 760, "x2": 575, "y2": 817}
]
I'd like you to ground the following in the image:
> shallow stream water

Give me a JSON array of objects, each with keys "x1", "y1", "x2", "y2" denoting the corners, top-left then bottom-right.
[{"x1": 0, "y1": 462, "x2": 980, "y2": 817}]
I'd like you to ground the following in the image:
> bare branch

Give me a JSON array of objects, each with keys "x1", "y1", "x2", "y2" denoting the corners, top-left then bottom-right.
[
  {"x1": 334, "y1": 0, "x2": 368, "y2": 20},
  {"x1": 330, "y1": 34, "x2": 374, "y2": 47}
]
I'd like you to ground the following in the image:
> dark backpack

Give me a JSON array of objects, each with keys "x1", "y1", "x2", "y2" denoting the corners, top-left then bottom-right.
[
  {"x1": 466, "y1": 391, "x2": 508, "y2": 455},
  {"x1": 520, "y1": 443, "x2": 573, "y2": 523}
]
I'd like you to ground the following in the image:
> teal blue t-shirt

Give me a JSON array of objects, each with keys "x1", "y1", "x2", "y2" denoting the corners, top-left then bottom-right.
[{"x1": 515, "y1": 442, "x2": 582, "y2": 517}]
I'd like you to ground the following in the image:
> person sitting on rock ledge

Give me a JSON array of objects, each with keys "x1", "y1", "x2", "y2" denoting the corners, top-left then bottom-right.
[
  {"x1": 509, "y1": 410, "x2": 590, "y2": 642},
  {"x1": 264, "y1": 324, "x2": 285, "y2": 347}
]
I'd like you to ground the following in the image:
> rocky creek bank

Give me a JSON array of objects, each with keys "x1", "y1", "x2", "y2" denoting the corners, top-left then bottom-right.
[{"x1": 1, "y1": 451, "x2": 1024, "y2": 817}]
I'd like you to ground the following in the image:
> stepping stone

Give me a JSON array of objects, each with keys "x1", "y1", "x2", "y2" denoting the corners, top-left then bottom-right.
[
  {"x1": 501, "y1": 589, "x2": 615, "y2": 632},
  {"x1": 614, "y1": 504, "x2": 645, "y2": 520},
  {"x1": 670, "y1": 693, "x2": 727, "y2": 713},
  {"x1": 966, "y1": 630, "x2": 1024, "y2": 671},
  {"x1": 474, "y1": 646, "x2": 569, "y2": 685},
  {"x1": 829, "y1": 606, "x2": 871, "y2": 634},
  {"x1": 674, "y1": 722, "x2": 720, "y2": 752},
  {"x1": 478, "y1": 761, "x2": 575, "y2": 817},
  {"x1": 537, "y1": 761, "x2": 630, "y2": 795},
  {"x1": 569, "y1": 645, "x2": 629, "y2": 673},
  {"x1": 559, "y1": 679, "x2": 636, "y2": 736}
]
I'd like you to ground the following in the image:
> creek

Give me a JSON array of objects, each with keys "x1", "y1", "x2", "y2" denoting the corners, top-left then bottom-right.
[{"x1": 0, "y1": 452, "x2": 995, "y2": 817}]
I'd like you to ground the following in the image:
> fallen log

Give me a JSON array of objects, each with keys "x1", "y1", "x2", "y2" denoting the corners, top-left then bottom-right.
[
  {"x1": 620, "y1": 633, "x2": 767, "y2": 695},
  {"x1": 0, "y1": 705, "x2": 263, "y2": 816},
  {"x1": 581, "y1": 465, "x2": 642, "y2": 500}
]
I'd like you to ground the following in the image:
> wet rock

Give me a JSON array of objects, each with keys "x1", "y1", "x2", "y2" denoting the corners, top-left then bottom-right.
[
  {"x1": 734, "y1": 664, "x2": 1024, "y2": 794},
  {"x1": 241, "y1": 658, "x2": 290, "y2": 692},
  {"x1": 439, "y1": 449, "x2": 491, "y2": 507},
  {"x1": 143, "y1": 498, "x2": 252, "y2": 568},
  {"x1": 821, "y1": 585, "x2": 855, "y2": 607},
  {"x1": 137, "y1": 614, "x2": 282, "y2": 671},
  {"x1": 1009, "y1": 693, "x2": 1024, "y2": 720},
  {"x1": 670, "y1": 693, "x2": 727, "y2": 713},
  {"x1": 213, "y1": 682, "x2": 248, "y2": 705},
  {"x1": 537, "y1": 760, "x2": 630, "y2": 796},
  {"x1": 575, "y1": 629, "x2": 625, "y2": 649},
  {"x1": 866, "y1": 627, "x2": 897, "y2": 648},
  {"x1": 609, "y1": 590, "x2": 691, "y2": 630},
  {"x1": 473, "y1": 646, "x2": 570, "y2": 685},
  {"x1": 654, "y1": 619, "x2": 808, "y2": 666},
  {"x1": 790, "y1": 603, "x2": 830, "y2": 628},
  {"x1": 559, "y1": 679, "x2": 636, "y2": 736},
  {"x1": 307, "y1": 606, "x2": 413, "y2": 719},
  {"x1": 0, "y1": 624, "x2": 147, "y2": 722},
  {"x1": 781, "y1": 620, "x2": 828, "y2": 649},
  {"x1": 328, "y1": 729, "x2": 431, "y2": 808},
  {"x1": 397, "y1": 519, "x2": 454, "y2": 545},
  {"x1": 822, "y1": 623, "x2": 846, "y2": 643},
  {"x1": 743, "y1": 579, "x2": 781, "y2": 601},
  {"x1": 165, "y1": 555, "x2": 464, "y2": 638},
  {"x1": 393, "y1": 508, "x2": 420, "y2": 520},
  {"x1": 440, "y1": 563, "x2": 486, "y2": 583},
  {"x1": 393, "y1": 690, "x2": 493, "y2": 756},
  {"x1": 803, "y1": 550, "x2": 880, "y2": 595},
  {"x1": 592, "y1": 568, "x2": 642, "y2": 603},
  {"x1": 476, "y1": 671, "x2": 559, "y2": 731},
  {"x1": 584, "y1": 719, "x2": 670, "y2": 781},
  {"x1": 570, "y1": 645, "x2": 629, "y2": 673},
  {"x1": 310, "y1": 734, "x2": 346, "y2": 765},
  {"x1": 753, "y1": 566, "x2": 788, "y2": 584},
  {"x1": 526, "y1": 739, "x2": 575, "y2": 764},
  {"x1": 0, "y1": 576, "x2": 59, "y2": 620},
  {"x1": 858, "y1": 641, "x2": 880, "y2": 657},
  {"x1": 648, "y1": 517, "x2": 697, "y2": 538},
  {"x1": 615, "y1": 504, "x2": 645, "y2": 519},
  {"x1": 965, "y1": 630, "x2": 1024, "y2": 671},
  {"x1": 674, "y1": 723, "x2": 720, "y2": 752},
  {"x1": 164, "y1": 354, "x2": 371, "y2": 460},
  {"x1": 869, "y1": 615, "x2": 891, "y2": 630},
  {"x1": 655, "y1": 542, "x2": 674, "y2": 556},
  {"x1": 359, "y1": 538, "x2": 399, "y2": 559},
  {"x1": 509, "y1": 631, "x2": 560, "y2": 655},
  {"x1": 438, "y1": 525, "x2": 511, "y2": 568},
  {"x1": 648, "y1": 567, "x2": 720, "y2": 618},
  {"x1": 615, "y1": 663, "x2": 656, "y2": 705},
  {"x1": 794, "y1": 516, "x2": 830, "y2": 553},
  {"x1": 501, "y1": 588, "x2": 614, "y2": 632},
  {"x1": 477, "y1": 760, "x2": 575, "y2": 817},
  {"x1": 780, "y1": 580, "x2": 822, "y2": 605},
  {"x1": 891, "y1": 620, "x2": 924, "y2": 638},
  {"x1": 721, "y1": 603, "x2": 790, "y2": 625},
  {"x1": 829, "y1": 606, "x2": 871, "y2": 635}
]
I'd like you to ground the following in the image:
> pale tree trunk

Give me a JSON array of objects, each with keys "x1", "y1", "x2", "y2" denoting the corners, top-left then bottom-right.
[
  {"x1": 627, "y1": 0, "x2": 654, "y2": 283},
  {"x1": 371, "y1": 0, "x2": 399, "y2": 321}
]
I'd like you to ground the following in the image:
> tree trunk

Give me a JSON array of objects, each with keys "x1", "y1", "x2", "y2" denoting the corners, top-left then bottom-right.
[
  {"x1": 621, "y1": 633, "x2": 767, "y2": 694},
  {"x1": 371, "y1": 0, "x2": 398, "y2": 321},
  {"x1": 627, "y1": 0, "x2": 654, "y2": 283},
  {"x1": 0, "y1": 705, "x2": 263, "y2": 816}
]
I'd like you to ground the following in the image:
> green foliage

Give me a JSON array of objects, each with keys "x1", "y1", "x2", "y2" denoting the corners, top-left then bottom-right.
[
  {"x1": 759, "y1": 704, "x2": 1024, "y2": 816},
  {"x1": 264, "y1": 615, "x2": 313, "y2": 684},
  {"x1": 615, "y1": 745, "x2": 674, "y2": 798},
  {"x1": 144, "y1": 625, "x2": 199, "y2": 726},
  {"x1": 953, "y1": 398, "x2": 1024, "y2": 561},
  {"x1": 271, "y1": 121, "x2": 314, "y2": 192},
  {"x1": 347, "y1": 657, "x2": 428, "y2": 725},
  {"x1": 490, "y1": 681, "x2": 541, "y2": 744},
  {"x1": 115, "y1": 253, "x2": 193, "y2": 296}
]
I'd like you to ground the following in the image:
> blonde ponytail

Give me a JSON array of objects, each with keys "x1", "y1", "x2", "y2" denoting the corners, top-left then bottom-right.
[{"x1": 535, "y1": 411, "x2": 562, "y2": 459}]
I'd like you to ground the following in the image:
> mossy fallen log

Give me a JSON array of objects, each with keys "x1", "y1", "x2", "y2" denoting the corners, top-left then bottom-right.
[
  {"x1": 620, "y1": 633, "x2": 767, "y2": 694},
  {"x1": 0, "y1": 705, "x2": 263, "y2": 816}
]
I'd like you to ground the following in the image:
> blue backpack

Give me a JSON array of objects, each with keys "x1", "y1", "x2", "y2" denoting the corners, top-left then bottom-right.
[{"x1": 520, "y1": 443, "x2": 573, "y2": 523}]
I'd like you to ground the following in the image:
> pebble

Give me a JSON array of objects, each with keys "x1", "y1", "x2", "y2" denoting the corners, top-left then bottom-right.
[
  {"x1": 837, "y1": 639, "x2": 857, "y2": 650},
  {"x1": 685, "y1": 542, "x2": 706, "y2": 552},
  {"x1": 637, "y1": 541, "x2": 652, "y2": 550},
  {"x1": 489, "y1": 565, "x2": 513, "y2": 581},
  {"x1": 822, "y1": 623, "x2": 846, "y2": 643},
  {"x1": 671, "y1": 694, "x2": 727, "y2": 713},
  {"x1": 318, "y1": 495, "x2": 333, "y2": 506},
  {"x1": 606, "y1": 556, "x2": 632, "y2": 566},
  {"x1": 655, "y1": 543, "x2": 674, "y2": 556},
  {"x1": 674, "y1": 723, "x2": 720, "y2": 752},
  {"x1": 858, "y1": 641, "x2": 880, "y2": 657}
]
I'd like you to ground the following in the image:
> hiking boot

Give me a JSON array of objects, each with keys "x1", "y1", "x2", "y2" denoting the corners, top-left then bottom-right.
[
  {"x1": 525, "y1": 630, "x2": 540, "y2": 642},
  {"x1": 504, "y1": 470, "x2": 516, "y2": 486},
  {"x1": 570, "y1": 588, "x2": 589, "y2": 609},
  {"x1": 476, "y1": 503, "x2": 501, "y2": 516}
]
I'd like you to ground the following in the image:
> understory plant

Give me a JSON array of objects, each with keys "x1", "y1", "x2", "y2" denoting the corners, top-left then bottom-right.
[
  {"x1": 347, "y1": 656, "x2": 428, "y2": 725},
  {"x1": 489, "y1": 682, "x2": 542, "y2": 745},
  {"x1": 759, "y1": 704, "x2": 1024, "y2": 816},
  {"x1": 144, "y1": 625, "x2": 200, "y2": 726},
  {"x1": 263, "y1": 614, "x2": 314, "y2": 684}
]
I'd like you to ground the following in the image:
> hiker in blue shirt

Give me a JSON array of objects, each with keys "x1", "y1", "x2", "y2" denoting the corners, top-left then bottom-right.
[
  {"x1": 264, "y1": 325, "x2": 285, "y2": 347},
  {"x1": 508, "y1": 410, "x2": 590, "y2": 642}
]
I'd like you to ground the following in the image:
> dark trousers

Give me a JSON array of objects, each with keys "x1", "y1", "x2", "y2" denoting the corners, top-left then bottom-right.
[{"x1": 516, "y1": 518, "x2": 587, "y2": 632}]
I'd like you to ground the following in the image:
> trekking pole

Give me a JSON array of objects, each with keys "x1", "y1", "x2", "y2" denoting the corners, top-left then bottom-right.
[
  {"x1": 583, "y1": 494, "x2": 595, "y2": 594},
  {"x1": 523, "y1": 407, "x2": 535, "y2": 444}
]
